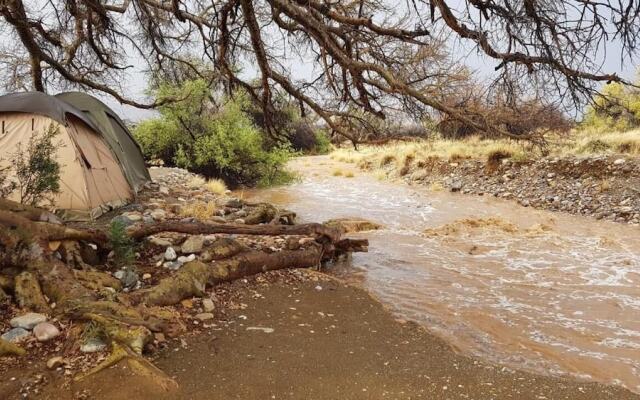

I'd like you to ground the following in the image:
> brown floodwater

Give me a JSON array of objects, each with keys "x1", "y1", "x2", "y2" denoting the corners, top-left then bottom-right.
[{"x1": 241, "y1": 155, "x2": 640, "y2": 393}]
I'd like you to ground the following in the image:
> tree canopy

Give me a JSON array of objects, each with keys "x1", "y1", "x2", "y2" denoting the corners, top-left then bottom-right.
[{"x1": 1, "y1": 0, "x2": 639, "y2": 140}]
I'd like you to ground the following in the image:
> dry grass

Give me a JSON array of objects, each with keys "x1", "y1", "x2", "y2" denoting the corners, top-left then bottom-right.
[
  {"x1": 179, "y1": 201, "x2": 219, "y2": 220},
  {"x1": 428, "y1": 181, "x2": 444, "y2": 192},
  {"x1": 344, "y1": 171, "x2": 355, "y2": 178},
  {"x1": 332, "y1": 169, "x2": 344, "y2": 176},
  {"x1": 568, "y1": 128, "x2": 640, "y2": 156},
  {"x1": 205, "y1": 178, "x2": 227, "y2": 195},
  {"x1": 186, "y1": 175, "x2": 206, "y2": 189}
]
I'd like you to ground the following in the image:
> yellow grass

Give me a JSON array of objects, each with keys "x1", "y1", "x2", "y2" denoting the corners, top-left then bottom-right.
[
  {"x1": 332, "y1": 169, "x2": 344, "y2": 176},
  {"x1": 344, "y1": 171, "x2": 355, "y2": 178},
  {"x1": 205, "y1": 178, "x2": 227, "y2": 195},
  {"x1": 179, "y1": 201, "x2": 218, "y2": 220},
  {"x1": 186, "y1": 175, "x2": 206, "y2": 189}
]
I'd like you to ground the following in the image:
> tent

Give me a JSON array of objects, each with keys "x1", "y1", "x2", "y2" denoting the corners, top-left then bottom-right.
[
  {"x1": 55, "y1": 92, "x2": 150, "y2": 192},
  {"x1": 0, "y1": 92, "x2": 136, "y2": 219}
]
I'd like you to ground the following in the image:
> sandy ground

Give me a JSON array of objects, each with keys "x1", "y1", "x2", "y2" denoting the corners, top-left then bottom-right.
[{"x1": 1, "y1": 271, "x2": 637, "y2": 400}]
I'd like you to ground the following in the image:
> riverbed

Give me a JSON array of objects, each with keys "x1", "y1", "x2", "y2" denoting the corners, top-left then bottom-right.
[{"x1": 243, "y1": 155, "x2": 640, "y2": 393}]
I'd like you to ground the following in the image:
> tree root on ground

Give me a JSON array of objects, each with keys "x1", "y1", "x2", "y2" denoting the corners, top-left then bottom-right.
[{"x1": 0, "y1": 198, "x2": 368, "y2": 386}]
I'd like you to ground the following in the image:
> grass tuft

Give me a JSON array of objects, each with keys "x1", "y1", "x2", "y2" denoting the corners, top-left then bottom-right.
[{"x1": 205, "y1": 178, "x2": 227, "y2": 194}]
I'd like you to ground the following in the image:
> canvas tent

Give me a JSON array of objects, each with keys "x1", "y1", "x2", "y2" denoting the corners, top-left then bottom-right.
[
  {"x1": 55, "y1": 92, "x2": 150, "y2": 192},
  {"x1": 0, "y1": 92, "x2": 136, "y2": 219}
]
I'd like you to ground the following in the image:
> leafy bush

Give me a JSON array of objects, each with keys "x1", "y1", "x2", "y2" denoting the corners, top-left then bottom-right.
[
  {"x1": 133, "y1": 80, "x2": 295, "y2": 187},
  {"x1": 5, "y1": 124, "x2": 62, "y2": 206},
  {"x1": 108, "y1": 219, "x2": 135, "y2": 267},
  {"x1": 582, "y1": 82, "x2": 640, "y2": 132}
]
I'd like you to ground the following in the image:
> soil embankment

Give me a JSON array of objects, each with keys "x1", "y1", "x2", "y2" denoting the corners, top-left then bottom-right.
[{"x1": 371, "y1": 155, "x2": 640, "y2": 224}]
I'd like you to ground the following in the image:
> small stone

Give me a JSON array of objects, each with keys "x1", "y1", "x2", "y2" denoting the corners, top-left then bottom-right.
[
  {"x1": 33, "y1": 322, "x2": 60, "y2": 342},
  {"x1": 195, "y1": 313, "x2": 214, "y2": 321},
  {"x1": 115, "y1": 268, "x2": 138, "y2": 289},
  {"x1": 613, "y1": 158, "x2": 626, "y2": 165},
  {"x1": 46, "y1": 356, "x2": 67, "y2": 370},
  {"x1": 181, "y1": 236, "x2": 205, "y2": 254},
  {"x1": 10, "y1": 313, "x2": 47, "y2": 330},
  {"x1": 142, "y1": 273, "x2": 152, "y2": 280},
  {"x1": 234, "y1": 219, "x2": 246, "y2": 224},
  {"x1": 150, "y1": 209, "x2": 167, "y2": 221},
  {"x1": 150, "y1": 237, "x2": 173, "y2": 247},
  {"x1": 177, "y1": 254, "x2": 196, "y2": 263},
  {"x1": 163, "y1": 261, "x2": 183, "y2": 270},
  {"x1": 314, "y1": 285, "x2": 323, "y2": 291},
  {"x1": 122, "y1": 212, "x2": 142, "y2": 222},
  {"x1": 81, "y1": 338, "x2": 107, "y2": 353},
  {"x1": 202, "y1": 298, "x2": 215, "y2": 312},
  {"x1": 164, "y1": 246, "x2": 177, "y2": 261},
  {"x1": 450, "y1": 181, "x2": 463, "y2": 192},
  {"x1": 1, "y1": 328, "x2": 30, "y2": 343},
  {"x1": 159, "y1": 186, "x2": 170, "y2": 195},
  {"x1": 111, "y1": 214, "x2": 135, "y2": 228}
]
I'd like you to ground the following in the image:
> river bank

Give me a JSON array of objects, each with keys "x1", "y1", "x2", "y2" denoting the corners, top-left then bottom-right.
[
  {"x1": 337, "y1": 143, "x2": 640, "y2": 225},
  {"x1": 2, "y1": 270, "x2": 637, "y2": 400}
]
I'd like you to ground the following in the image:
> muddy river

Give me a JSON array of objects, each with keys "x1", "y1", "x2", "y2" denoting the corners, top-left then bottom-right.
[{"x1": 242, "y1": 155, "x2": 640, "y2": 393}]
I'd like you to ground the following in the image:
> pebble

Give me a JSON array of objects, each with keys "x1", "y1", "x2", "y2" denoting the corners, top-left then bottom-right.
[
  {"x1": 177, "y1": 254, "x2": 196, "y2": 263},
  {"x1": 10, "y1": 313, "x2": 47, "y2": 330},
  {"x1": 33, "y1": 322, "x2": 60, "y2": 342},
  {"x1": 80, "y1": 338, "x2": 107, "y2": 353},
  {"x1": 195, "y1": 313, "x2": 214, "y2": 321},
  {"x1": 614, "y1": 158, "x2": 626, "y2": 165},
  {"x1": 150, "y1": 209, "x2": 167, "y2": 221},
  {"x1": 142, "y1": 273, "x2": 152, "y2": 280},
  {"x1": 1, "y1": 328, "x2": 30, "y2": 343},
  {"x1": 164, "y1": 246, "x2": 177, "y2": 261},
  {"x1": 46, "y1": 356, "x2": 67, "y2": 370},
  {"x1": 164, "y1": 261, "x2": 183, "y2": 270},
  {"x1": 202, "y1": 298, "x2": 215, "y2": 312}
]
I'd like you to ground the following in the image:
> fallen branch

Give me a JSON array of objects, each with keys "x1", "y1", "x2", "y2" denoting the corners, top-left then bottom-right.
[{"x1": 128, "y1": 221, "x2": 341, "y2": 243}]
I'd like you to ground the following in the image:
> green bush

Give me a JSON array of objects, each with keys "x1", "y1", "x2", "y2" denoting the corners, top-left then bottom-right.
[
  {"x1": 582, "y1": 81, "x2": 640, "y2": 132},
  {"x1": 108, "y1": 219, "x2": 135, "y2": 267},
  {"x1": 133, "y1": 81, "x2": 295, "y2": 187},
  {"x1": 7, "y1": 124, "x2": 62, "y2": 206}
]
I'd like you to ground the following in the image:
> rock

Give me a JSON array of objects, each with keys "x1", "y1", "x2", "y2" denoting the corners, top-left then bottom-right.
[
  {"x1": 163, "y1": 261, "x2": 183, "y2": 270},
  {"x1": 210, "y1": 216, "x2": 226, "y2": 223},
  {"x1": 122, "y1": 211, "x2": 142, "y2": 222},
  {"x1": 613, "y1": 158, "x2": 626, "y2": 165},
  {"x1": 246, "y1": 327, "x2": 274, "y2": 333},
  {"x1": 10, "y1": 313, "x2": 47, "y2": 330},
  {"x1": 1, "y1": 328, "x2": 30, "y2": 343},
  {"x1": 149, "y1": 236, "x2": 173, "y2": 247},
  {"x1": 142, "y1": 273, "x2": 152, "y2": 280},
  {"x1": 202, "y1": 298, "x2": 215, "y2": 312},
  {"x1": 150, "y1": 209, "x2": 167, "y2": 221},
  {"x1": 143, "y1": 215, "x2": 155, "y2": 224},
  {"x1": 159, "y1": 186, "x2": 170, "y2": 195},
  {"x1": 46, "y1": 356, "x2": 67, "y2": 369},
  {"x1": 177, "y1": 254, "x2": 196, "y2": 263},
  {"x1": 450, "y1": 181, "x2": 463, "y2": 192},
  {"x1": 181, "y1": 236, "x2": 205, "y2": 254},
  {"x1": 195, "y1": 312, "x2": 214, "y2": 321},
  {"x1": 33, "y1": 323, "x2": 60, "y2": 342},
  {"x1": 225, "y1": 198, "x2": 243, "y2": 208},
  {"x1": 233, "y1": 218, "x2": 246, "y2": 224},
  {"x1": 81, "y1": 338, "x2": 107, "y2": 353},
  {"x1": 115, "y1": 268, "x2": 138, "y2": 289},
  {"x1": 164, "y1": 246, "x2": 177, "y2": 261}
]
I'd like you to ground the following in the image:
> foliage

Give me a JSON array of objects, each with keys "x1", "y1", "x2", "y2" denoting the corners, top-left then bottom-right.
[
  {"x1": 133, "y1": 80, "x2": 295, "y2": 187},
  {"x1": 313, "y1": 130, "x2": 333, "y2": 154},
  {"x1": 582, "y1": 81, "x2": 640, "y2": 132},
  {"x1": 108, "y1": 219, "x2": 136, "y2": 267},
  {"x1": 8, "y1": 124, "x2": 62, "y2": 206}
]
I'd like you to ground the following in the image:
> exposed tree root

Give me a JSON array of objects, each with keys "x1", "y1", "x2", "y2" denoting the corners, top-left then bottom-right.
[{"x1": 0, "y1": 198, "x2": 368, "y2": 384}]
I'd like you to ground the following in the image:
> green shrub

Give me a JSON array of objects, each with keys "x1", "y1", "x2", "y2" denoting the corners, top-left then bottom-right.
[
  {"x1": 582, "y1": 81, "x2": 640, "y2": 132},
  {"x1": 312, "y1": 130, "x2": 332, "y2": 154},
  {"x1": 133, "y1": 81, "x2": 295, "y2": 187},
  {"x1": 8, "y1": 124, "x2": 62, "y2": 206},
  {"x1": 109, "y1": 219, "x2": 135, "y2": 267}
]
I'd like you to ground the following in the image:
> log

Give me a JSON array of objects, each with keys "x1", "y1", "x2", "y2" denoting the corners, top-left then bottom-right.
[
  {"x1": 0, "y1": 198, "x2": 61, "y2": 224},
  {"x1": 130, "y1": 245, "x2": 324, "y2": 306},
  {"x1": 129, "y1": 221, "x2": 342, "y2": 243},
  {"x1": 14, "y1": 271, "x2": 50, "y2": 313}
]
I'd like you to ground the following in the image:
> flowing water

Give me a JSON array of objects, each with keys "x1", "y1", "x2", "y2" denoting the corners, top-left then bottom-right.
[{"x1": 242, "y1": 156, "x2": 640, "y2": 392}]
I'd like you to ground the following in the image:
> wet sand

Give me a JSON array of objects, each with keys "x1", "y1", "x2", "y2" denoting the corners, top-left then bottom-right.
[{"x1": 2, "y1": 271, "x2": 637, "y2": 399}]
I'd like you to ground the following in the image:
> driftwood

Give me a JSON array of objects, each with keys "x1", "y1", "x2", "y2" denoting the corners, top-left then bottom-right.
[{"x1": 129, "y1": 220, "x2": 341, "y2": 242}]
